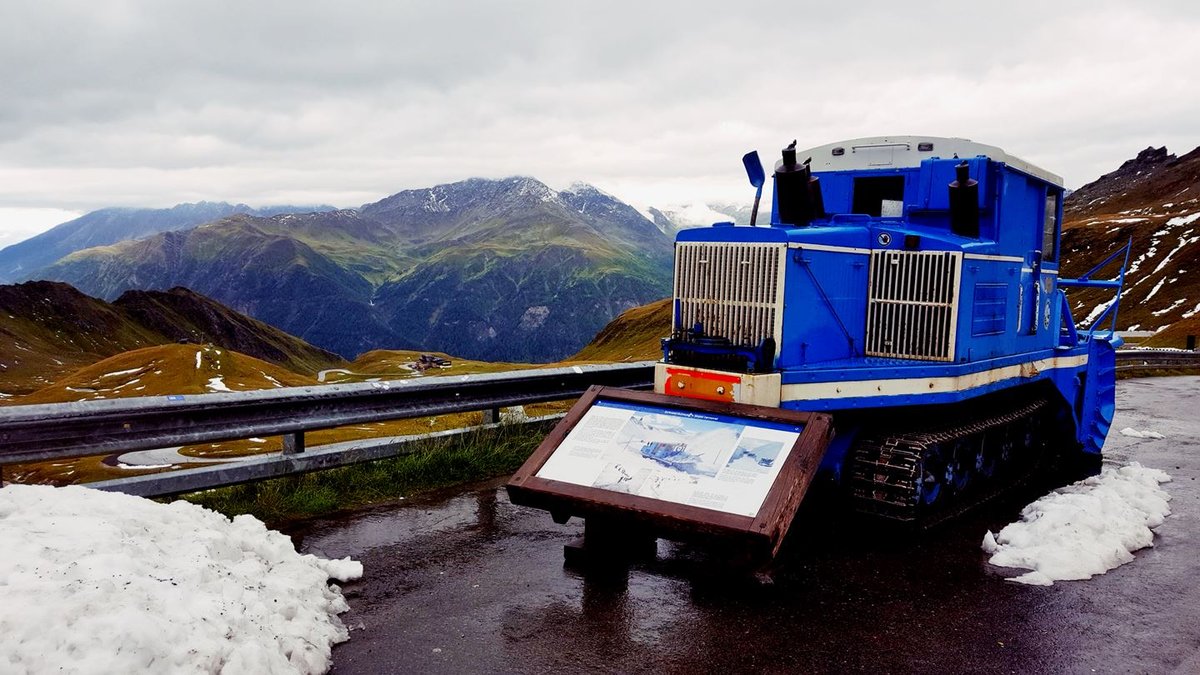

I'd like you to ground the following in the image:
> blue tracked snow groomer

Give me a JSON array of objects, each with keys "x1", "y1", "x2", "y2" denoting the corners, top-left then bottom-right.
[{"x1": 655, "y1": 136, "x2": 1130, "y2": 522}]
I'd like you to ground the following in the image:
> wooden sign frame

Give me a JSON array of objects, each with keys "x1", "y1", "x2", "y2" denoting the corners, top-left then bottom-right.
[{"x1": 506, "y1": 386, "x2": 834, "y2": 558}]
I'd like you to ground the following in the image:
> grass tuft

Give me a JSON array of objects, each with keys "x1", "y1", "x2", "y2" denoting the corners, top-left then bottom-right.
[{"x1": 181, "y1": 420, "x2": 553, "y2": 526}]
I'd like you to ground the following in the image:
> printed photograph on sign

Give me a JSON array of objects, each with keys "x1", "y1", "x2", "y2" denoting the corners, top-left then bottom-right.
[{"x1": 535, "y1": 400, "x2": 804, "y2": 517}]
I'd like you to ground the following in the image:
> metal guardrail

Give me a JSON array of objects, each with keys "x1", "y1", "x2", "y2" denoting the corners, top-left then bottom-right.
[
  {"x1": 84, "y1": 416, "x2": 566, "y2": 498},
  {"x1": 1114, "y1": 349, "x2": 1200, "y2": 373},
  {"x1": 0, "y1": 361, "x2": 656, "y2": 466}
]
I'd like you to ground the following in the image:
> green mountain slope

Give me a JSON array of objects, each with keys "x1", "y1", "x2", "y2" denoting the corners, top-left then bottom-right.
[{"x1": 36, "y1": 177, "x2": 674, "y2": 361}]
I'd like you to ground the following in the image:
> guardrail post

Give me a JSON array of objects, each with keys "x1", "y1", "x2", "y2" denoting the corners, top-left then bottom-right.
[
  {"x1": 482, "y1": 407, "x2": 501, "y2": 424},
  {"x1": 282, "y1": 431, "x2": 305, "y2": 455}
]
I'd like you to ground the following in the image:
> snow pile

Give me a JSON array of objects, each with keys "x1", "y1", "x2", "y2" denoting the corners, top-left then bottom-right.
[
  {"x1": 0, "y1": 485, "x2": 362, "y2": 674},
  {"x1": 1120, "y1": 427, "x2": 1166, "y2": 439},
  {"x1": 982, "y1": 463, "x2": 1171, "y2": 586},
  {"x1": 206, "y1": 376, "x2": 232, "y2": 392}
]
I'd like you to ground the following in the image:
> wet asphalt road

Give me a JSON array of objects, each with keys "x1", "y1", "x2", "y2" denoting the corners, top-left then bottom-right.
[{"x1": 296, "y1": 376, "x2": 1200, "y2": 674}]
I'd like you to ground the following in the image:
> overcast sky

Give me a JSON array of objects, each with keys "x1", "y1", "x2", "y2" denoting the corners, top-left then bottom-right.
[{"x1": 1, "y1": 0, "x2": 1197, "y2": 246}]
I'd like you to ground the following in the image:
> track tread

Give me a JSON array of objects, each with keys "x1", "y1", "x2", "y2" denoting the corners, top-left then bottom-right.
[{"x1": 847, "y1": 396, "x2": 1051, "y2": 525}]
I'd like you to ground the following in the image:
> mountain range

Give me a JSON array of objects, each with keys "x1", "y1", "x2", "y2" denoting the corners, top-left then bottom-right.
[
  {"x1": 0, "y1": 201, "x2": 335, "y2": 282},
  {"x1": 13, "y1": 178, "x2": 674, "y2": 362}
]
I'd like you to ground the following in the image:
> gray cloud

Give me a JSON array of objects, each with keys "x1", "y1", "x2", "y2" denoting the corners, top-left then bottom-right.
[{"x1": 1, "y1": 0, "x2": 1198, "y2": 235}]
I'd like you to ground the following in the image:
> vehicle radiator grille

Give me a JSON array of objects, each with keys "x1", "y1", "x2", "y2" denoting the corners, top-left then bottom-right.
[
  {"x1": 673, "y1": 242, "x2": 786, "y2": 347},
  {"x1": 865, "y1": 250, "x2": 962, "y2": 361}
]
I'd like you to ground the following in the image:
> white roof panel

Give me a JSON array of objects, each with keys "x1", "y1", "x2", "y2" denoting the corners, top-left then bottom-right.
[{"x1": 792, "y1": 136, "x2": 1063, "y2": 187}]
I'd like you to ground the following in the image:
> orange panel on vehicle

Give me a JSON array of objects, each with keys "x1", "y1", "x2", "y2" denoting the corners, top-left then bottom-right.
[{"x1": 664, "y1": 367, "x2": 739, "y2": 403}]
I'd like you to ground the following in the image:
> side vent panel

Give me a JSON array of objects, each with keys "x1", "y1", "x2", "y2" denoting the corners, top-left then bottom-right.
[{"x1": 865, "y1": 250, "x2": 962, "y2": 361}]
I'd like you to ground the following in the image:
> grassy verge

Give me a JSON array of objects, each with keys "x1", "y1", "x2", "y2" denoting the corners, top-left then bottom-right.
[{"x1": 181, "y1": 420, "x2": 555, "y2": 526}]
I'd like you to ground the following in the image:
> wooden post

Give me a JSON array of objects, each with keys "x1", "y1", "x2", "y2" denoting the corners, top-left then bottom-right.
[{"x1": 282, "y1": 431, "x2": 305, "y2": 454}]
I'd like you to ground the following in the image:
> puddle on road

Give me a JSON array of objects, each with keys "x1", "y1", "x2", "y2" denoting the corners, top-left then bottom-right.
[{"x1": 291, "y1": 481, "x2": 504, "y2": 560}]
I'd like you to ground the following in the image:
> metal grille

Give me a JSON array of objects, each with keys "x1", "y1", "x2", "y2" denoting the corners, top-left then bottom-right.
[
  {"x1": 673, "y1": 242, "x2": 786, "y2": 346},
  {"x1": 865, "y1": 250, "x2": 962, "y2": 361}
]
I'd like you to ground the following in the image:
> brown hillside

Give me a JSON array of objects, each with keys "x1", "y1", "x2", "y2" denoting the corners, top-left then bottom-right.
[
  {"x1": 0, "y1": 281, "x2": 345, "y2": 396},
  {"x1": 0, "y1": 281, "x2": 163, "y2": 395},
  {"x1": 569, "y1": 297, "x2": 671, "y2": 362},
  {"x1": 114, "y1": 287, "x2": 344, "y2": 375},
  {"x1": 13, "y1": 343, "x2": 314, "y2": 406},
  {"x1": 1060, "y1": 145, "x2": 1200, "y2": 338}
]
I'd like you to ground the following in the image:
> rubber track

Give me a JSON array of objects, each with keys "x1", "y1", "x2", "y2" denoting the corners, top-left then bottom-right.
[{"x1": 847, "y1": 395, "x2": 1051, "y2": 526}]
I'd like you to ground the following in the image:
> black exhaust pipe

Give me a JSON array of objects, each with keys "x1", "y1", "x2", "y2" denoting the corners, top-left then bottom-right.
[
  {"x1": 774, "y1": 141, "x2": 824, "y2": 227},
  {"x1": 949, "y1": 161, "x2": 980, "y2": 238}
]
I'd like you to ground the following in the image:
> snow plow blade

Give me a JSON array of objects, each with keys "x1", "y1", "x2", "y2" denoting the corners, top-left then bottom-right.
[{"x1": 506, "y1": 386, "x2": 834, "y2": 562}]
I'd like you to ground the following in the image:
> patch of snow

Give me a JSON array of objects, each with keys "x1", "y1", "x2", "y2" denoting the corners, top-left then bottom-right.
[
  {"x1": 1144, "y1": 277, "x2": 1167, "y2": 302},
  {"x1": 1149, "y1": 232, "x2": 1200, "y2": 277},
  {"x1": 195, "y1": 350, "x2": 202, "y2": 369},
  {"x1": 1183, "y1": 302, "x2": 1200, "y2": 319},
  {"x1": 0, "y1": 485, "x2": 361, "y2": 673},
  {"x1": 1081, "y1": 301, "x2": 1113, "y2": 327},
  {"x1": 1119, "y1": 427, "x2": 1166, "y2": 439},
  {"x1": 982, "y1": 463, "x2": 1171, "y2": 586},
  {"x1": 206, "y1": 376, "x2": 232, "y2": 392},
  {"x1": 116, "y1": 462, "x2": 175, "y2": 470},
  {"x1": 1108, "y1": 217, "x2": 1148, "y2": 224},
  {"x1": 100, "y1": 367, "x2": 141, "y2": 379},
  {"x1": 1166, "y1": 212, "x2": 1200, "y2": 228},
  {"x1": 1151, "y1": 298, "x2": 1187, "y2": 317}
]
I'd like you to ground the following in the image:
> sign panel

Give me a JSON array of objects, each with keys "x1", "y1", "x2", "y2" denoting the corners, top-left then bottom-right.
[
  {"x1": 508, "y1": 387, "x2": 834, "y2": 559},
  {"x1": 535, "y1": 400, "x2": 804, "y2": 517}
]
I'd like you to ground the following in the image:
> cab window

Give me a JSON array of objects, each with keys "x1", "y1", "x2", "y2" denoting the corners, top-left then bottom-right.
[
  {"x1": 1043, "y1": 189, "x2": 1060, "y2": 261},
  {"x1": 852, "y1": 176, "x2": 905, "y2": 217}
]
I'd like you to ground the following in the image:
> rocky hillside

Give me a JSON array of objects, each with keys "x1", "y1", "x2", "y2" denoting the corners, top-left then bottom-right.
[
  {"x1": 1059, "y1": 145, "x2": 1200, "y2": 344},
  {"x1": 37, "y1": 178, "x2": 674, "y2": 362},
  {"x1": 0, "y1": 201, "x2": 333, "y2": 283},
  {"x1": 0, "y1": 281, "x2": 344, "y2": 395}
]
